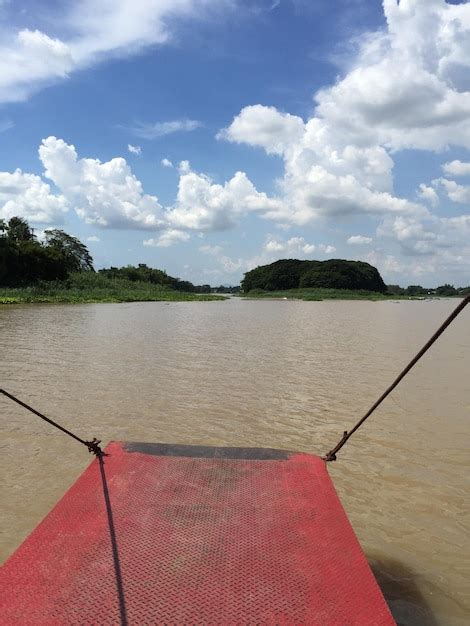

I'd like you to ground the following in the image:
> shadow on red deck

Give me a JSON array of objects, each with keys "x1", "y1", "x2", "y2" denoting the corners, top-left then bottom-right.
[{"x1": 0, "y1": 442, "x2": 395, "y2": 625}]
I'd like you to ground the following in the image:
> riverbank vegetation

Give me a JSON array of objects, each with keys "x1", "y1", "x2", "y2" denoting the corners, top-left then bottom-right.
[
  {"x1": 0, "y1": 217, "x2": 222, "y2": 304},
  {"x1": 242, "y1": 285, "x2": 470, "y2": 301},
  {"x1": 242, "y1": 288, "x2": 397, "y2": 301},
  {"x1": 2, "y1": 218, "x2": 468, "y2": 304},
  {"x1": 0, "y1": 273, "x2": 223, "y2": 304}
]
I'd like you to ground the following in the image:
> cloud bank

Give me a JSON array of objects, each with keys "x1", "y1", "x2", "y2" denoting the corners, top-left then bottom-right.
[
  {"x1": 1, "y1": 0, "x2": 469, "y2": 284},
  {"x1": 219, "y1": 0, "x2": 470, "y2": 280}
]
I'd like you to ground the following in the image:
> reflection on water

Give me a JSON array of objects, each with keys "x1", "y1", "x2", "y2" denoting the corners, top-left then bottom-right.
[
  {"x1": 0, "y1": 298, "x2": 468, "y2": 625},
  {"x1": 370, "y1": 555, "x2": 440, "y2": 626}
]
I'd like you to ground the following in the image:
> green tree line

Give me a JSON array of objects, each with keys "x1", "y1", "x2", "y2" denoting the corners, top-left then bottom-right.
[
  {"x1": 0, "y1": 216, "x2": 210, "y2": 293},
  {"x1": 2, "y1": 218, "x2": 468, "y2": 297},
  {"x1": 387, "y1": 284, "x2": 470, "y2": 297},
  {"x1": 98, "y1": 265, "x2": 211, "y2": 293},
  {"x1": 0, "y1": 217, "x2": 94, "y2": 285}
]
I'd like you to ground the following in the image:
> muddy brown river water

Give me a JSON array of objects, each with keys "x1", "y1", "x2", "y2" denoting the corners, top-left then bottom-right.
[{"x1": 1, "y1": 298, "x2": 469, "y2": 625}]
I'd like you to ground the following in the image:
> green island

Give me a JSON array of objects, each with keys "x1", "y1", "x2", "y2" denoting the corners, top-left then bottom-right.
[
  {"x1": 240, "y1": 259, "x2": 469, "y2": 301},
  {"x1": 1, "y1": 217, "x2": 468, "y2": 304}
]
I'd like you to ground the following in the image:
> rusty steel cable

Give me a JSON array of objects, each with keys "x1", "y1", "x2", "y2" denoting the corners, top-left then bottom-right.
[
  {"x1": 0, "y1": 388, "x2": 103, "y2": 456},
  {"x1": 323, "y1": 295, "x2": 470, "y2": 462}
]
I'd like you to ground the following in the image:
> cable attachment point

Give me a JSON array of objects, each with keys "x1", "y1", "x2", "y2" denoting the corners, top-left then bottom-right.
[
  {"x1": 323, "y1": 431, "x2": 348, "y2": 462},
  {"x1": 86, "y1": 438, "x2": 104, "y2": 457}
]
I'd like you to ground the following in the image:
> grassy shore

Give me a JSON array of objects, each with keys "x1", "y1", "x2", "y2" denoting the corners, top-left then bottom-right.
[
  {"x1": 0, "y1": 274, "x2": 225, "y2": 304},
  {"x1": 240, "y1": 288, "x2": 423, "y2": 301}
]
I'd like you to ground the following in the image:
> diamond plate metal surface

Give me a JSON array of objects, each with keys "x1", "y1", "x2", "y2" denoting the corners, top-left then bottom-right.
[{"x1": 0, "y1": 442, "x2": 395, "y2": 625}]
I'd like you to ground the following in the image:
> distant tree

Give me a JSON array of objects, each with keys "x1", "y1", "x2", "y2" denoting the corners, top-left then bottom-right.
[
  {"x1": 0, "y1": 218, "x2": 95, "y2": 286},
  {"x1": 0, "y1": 238, "x2": 67, "y2": 285},
  {"x1": 14, "y1": 241, "x2": 68, "y2": 283},
  {"x1": 175, "y1": 280, "x2": 196, "y2": 293},
  {"x1": 387, "y1": 284, "x2": 405, "y2": 295},
  {"x1": 0, "y1": 230, "x2": 17, "y2": 284},
  {"x1": 405, "y1": 285, "x2": 428, "y2": 296},
  {"x1": 215, "y1": 285, "x2": 239, "y2": 293},
  {"x1": 242, "y1": 259, "x2": 308, "y2": 291},
  {"x1": 44, "y1": 229, "x2": 94, "y2": 273},
  {"x1": 435, "y1": 284, "x2": 458, "y2": 296},
  {"x1": 6, "y1": 217, "x2": 35, "y2": 243}
]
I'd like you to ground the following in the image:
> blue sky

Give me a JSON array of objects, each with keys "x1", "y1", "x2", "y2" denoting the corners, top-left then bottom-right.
[{"x1": 1, "y1": 0, "x2": 470, "y2": 287}]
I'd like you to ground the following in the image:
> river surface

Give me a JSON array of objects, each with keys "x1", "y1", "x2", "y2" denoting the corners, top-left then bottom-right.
[{"x1": 0, "y1": 298, "x2": 468, "y2": 625}]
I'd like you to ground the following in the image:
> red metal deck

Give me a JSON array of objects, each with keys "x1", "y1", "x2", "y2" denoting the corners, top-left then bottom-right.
[{"x1": 1, "y1": 442, "x2": 395, "y2": 625}]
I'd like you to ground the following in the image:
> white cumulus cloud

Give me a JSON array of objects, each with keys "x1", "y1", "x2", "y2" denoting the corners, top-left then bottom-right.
[
  {"x1": 199, "y1": 244, "x2": 247, "y2": 274},
  {"x1": 39, "y1": 136, "x2": 165, "y2": 229},
  {"x1": 219, "y1": 105, "x2": 304, "y2": 155},
  {"x1": 144, "y1": 229, "x2": 190, "y2": 247},
  {"x1": 314, "y1": 0, "x2": 470, "y2": 151},
  {"x1": 418, "y1": 183, "x2": 439, "y2": 207},
  {"x1": 265, "y1": 236, "x2": 316, "y2": 255},
  {"x1": 442, "y1": 160, "x2": 470, "y2": 177},
  {"x1": 221, "y1": 0, "x2": 470, "y2": 217},
  {"x1": 128, "y1": 144, "x2": 142, "y2": 155},
  {"x1": 167, "y1": 165, "x2": 283, "y2": 232},
  {"x1": 2, "y1": 137, "x2": 285, "y2": 241},
  {"x1": 0, "y1": 168, "x2": 68, "y2": 223},
  {"x1": 378, "y1": 214, "x2": 470, "y2": 260},
  {"x1": 439, "y1": 178, "x2": 470, "y2": 204},
  {"x1": 219, "y1": 0, "x2": 470, "y2": 279},
  {"x1": 161, "y1": 158, "x2": 173, "y2": 168},
  {"x1": 438, "y1": 178, "x2": 470, "y2": 204},
  {"x1": 347, "y1": 235, "x2": 373, "y2": 245},
  {"x1": 178, "y1": 160, "x2": 191, "y2": 174},
  {"x1": 220, "y1": 105, "x2": 424, "y2": 226},
  {"x1": 0, "y1": 29, "x2": 74, "y2": 103}
]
